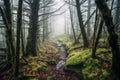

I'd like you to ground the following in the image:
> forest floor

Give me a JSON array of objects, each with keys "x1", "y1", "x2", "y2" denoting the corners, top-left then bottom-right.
[
  {"x1": 0, "y1": 36, "x2": 113, "y2": 80},
  {"x1": 19, "y1": 39, "x2": 78, "y2": 80}
]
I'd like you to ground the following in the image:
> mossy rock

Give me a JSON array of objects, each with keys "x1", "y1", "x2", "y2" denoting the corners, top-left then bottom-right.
[
  {"x1": 82, "y1": 57, "x2": 101, "y2": 79},
  {"x1": 64, "y1": 49, "x2": 91, "y2": 78},
  {"x1": 96, "y1": 48, "x2": 111, "y2": 54},
  {"x1": 82, "y1": 48, "x2": 111, "y2": 80},
  {"x1": 65, "y1": 49, "x2": 91, "y2": 67},
  {"x1": 96, "y1": 48, "x2": 112, "y2": 61}
]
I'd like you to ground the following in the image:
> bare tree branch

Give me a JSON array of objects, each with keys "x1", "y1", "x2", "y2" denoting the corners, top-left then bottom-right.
[
  {"x1": 38, "y1": 3, "x2": 66, "y2": 16},
  {"x1": 39, "y1": 9, "x2": 67, "y2": 22},
  {"x1": 84, "y1": 9, "x2": 96, "y2": 26}
]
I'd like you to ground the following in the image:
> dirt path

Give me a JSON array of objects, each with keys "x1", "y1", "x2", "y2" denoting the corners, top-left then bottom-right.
[
  {"x1": 48, "y1": 40, "x2": 78, "y2": 80},
  {"x1": 0, "y1": 40, "x2": 79, "y2": 80}
]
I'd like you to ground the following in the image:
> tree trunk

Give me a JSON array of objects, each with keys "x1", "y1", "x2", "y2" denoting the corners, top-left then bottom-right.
[
  {"x1": 3, "y1": 0, "x2": 13, "y2": 62},
  {"x1": 0, "y1": 5, "x2": 15, "y2": 77},
  {"x1": 42, "y1": 0, "x2": 49, "y2": 41},
  {"x1": 42, "y1": 6, "x2": 46, "y2": 42},
  {"x1": 92, "y1": 20, "x2": 104, "y2": 58},
  {"x1": 15, "y1": 0, "x2": 23, "y2": 78},
  {"x1": 25, "y1": 0, "x2": 40, "y2": 56},
  {"x1": 115, "y1": 0, "x2": 120, "y2": 31},
  {"x1": 95, "y1": 0, "x2": 120, "y2": 79},
  {"x1": 69, "y1": 0, "x2": 77, "y2": 43},
  {"x1": 87, "y1": 0, "x2": 91, "y2": 38},
  {"x1": 3, "y1": 0, "x2": 12, "y2": 27},
  {"x1": 92, "y1": 9, "x2": 99, "y2": 46},
  {"x1": 21, "y1": 21, "x2": 25, "y2": 56},
  {"x1": 76, "y1": 0, "x2": 89, "y2": 48}
]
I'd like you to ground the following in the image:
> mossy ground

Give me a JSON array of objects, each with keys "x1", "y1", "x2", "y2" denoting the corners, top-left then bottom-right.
[
  {"x1": 61, "y1": 38, "x2": 112, "y2": 80},
  {"x1": 19, "y1": 40, "x2": 59, "y2": 80},
  {"x1": 2, "y1": 36, "x2": 113, "y2": 80}
]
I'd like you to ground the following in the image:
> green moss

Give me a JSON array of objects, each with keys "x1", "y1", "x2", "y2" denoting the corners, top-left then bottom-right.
[
  {"x1": 96, "y1": 48, "x2": 112, "y2": 61},
  {"x1": 46, "y1": 76, "x2": 53, "y2": 80},
  {"x1": 82, "y1": 58, "x2": 100, "y2": 80},
  {"x1": 18, "y1": 75, "x2": 36, "y2": 80},
  {"x1": 59, "y1": 38, "x2": 73, "y2": 49},
  {"x1": 96, "y1": 48, "x2": 110, "y2": 54},
  {"x1": 28, "y1": 60, "x2": 47, "y2": 72},
  {"x1": 65, "y1": 48, "x2": 112, "y2": 80},
  {"x1": 37, "y1": 65, "x2": 49, "y2": 72},
  {"x1": 82, "y1": 48, "x2": 111, "y2": 80},
  {"x1": 102, "y1": 70, "x2": 110, "y2": 78},
  {"x1": 63, "y1": 40, "x2": 73, "y2": 49},
  {"x1": 20, "y1": 56, "x2": 48, "y2": 75},
  {"x1": 65, "y1": 49, "x2": 91, "y2": 67},
  {"x1": 38, "y1": 41, "x2": 58, "y2": 55}
]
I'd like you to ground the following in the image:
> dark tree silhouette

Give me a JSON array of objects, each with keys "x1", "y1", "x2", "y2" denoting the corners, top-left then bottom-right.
[
  {"x1": 15, "y1": 0, "x2": 23, "y2": 78},
  {"x1": 95, "y1": 0, "x2": 120, "y2": 79},
  {"x1": 75, "y1": 0, "x2": 89, "y2": 48},
  {"x1": 3, "y1": 0, "x2": 13, "y2": 63},
  {"x1": 115, "y1": 0, "x2": 120, "y2": 31},
  {"x1": 25, "y1": 0, "x2": 40, "y2": 56}
]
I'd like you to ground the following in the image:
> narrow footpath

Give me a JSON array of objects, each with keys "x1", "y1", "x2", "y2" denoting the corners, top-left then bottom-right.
[{"x1": 49, "y1": 40, "x2": 78, "y2": 80}]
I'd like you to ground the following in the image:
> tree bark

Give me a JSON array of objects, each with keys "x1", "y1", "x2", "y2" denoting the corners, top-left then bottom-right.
[
  {"x1": 76, "y1": 0, "x2": 89, "y2": 48},
  {"x1": 3, "y1": 0, "x2": 12, "y2": 27},
  {"x1": 25, "y1": 0, "x2": 40, "y2": 56},
  {"x1": 0, "y1": 6, "x2": 15, "y2": 77},
  {"x1": 3, "y1": 0, "x2": 13, "y2": 62},
  {"x1": 92, "y1": 20, "x2": 104, "y2": 58},
  {"x1": 87, "y1": 0, "x2": 91, "y2": 38},
  {"x1": 95, "y1": 0, "x2": 120, "y2": 79},
  {"x1": 115, "y1": 0, "x2": 120, "y2": 31},
  {"x1": 69, "y1": 0, "x2": 77, "y2": 43},
  {"x1": 15, "y1": 0, "x2": 23, "y2": 78}
]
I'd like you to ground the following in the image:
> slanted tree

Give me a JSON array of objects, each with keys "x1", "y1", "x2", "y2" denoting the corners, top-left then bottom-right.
[
  {"x1": 0, "y1": 0, "x2": 15, "y2": 76},
  {"x1": 95, "y1": 0, "x2": 120, "y2": 79},
  {"x1": 92, "y1": 9, "x2": 99, "y2": 47},
  {"x1": 75, "y1": 0, "x2": 89, "y2": 48},
  {"x1": 92, "y1": 19, "x2": 104, "y2": 58},
  {"x1": 87, "y1": 0, "x2": 91, "y2": 38},
  {"x1": 3, "y1": 0, "x2": 13, "y2": 63},
  {"x1": 115, "y1": 0, "x2": 120, "y2": 32}
]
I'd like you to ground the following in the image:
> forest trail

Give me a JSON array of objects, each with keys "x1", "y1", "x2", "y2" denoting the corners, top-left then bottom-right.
[{"x1": 47, "y1": 40, "x2": 79, "y2": 80}]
